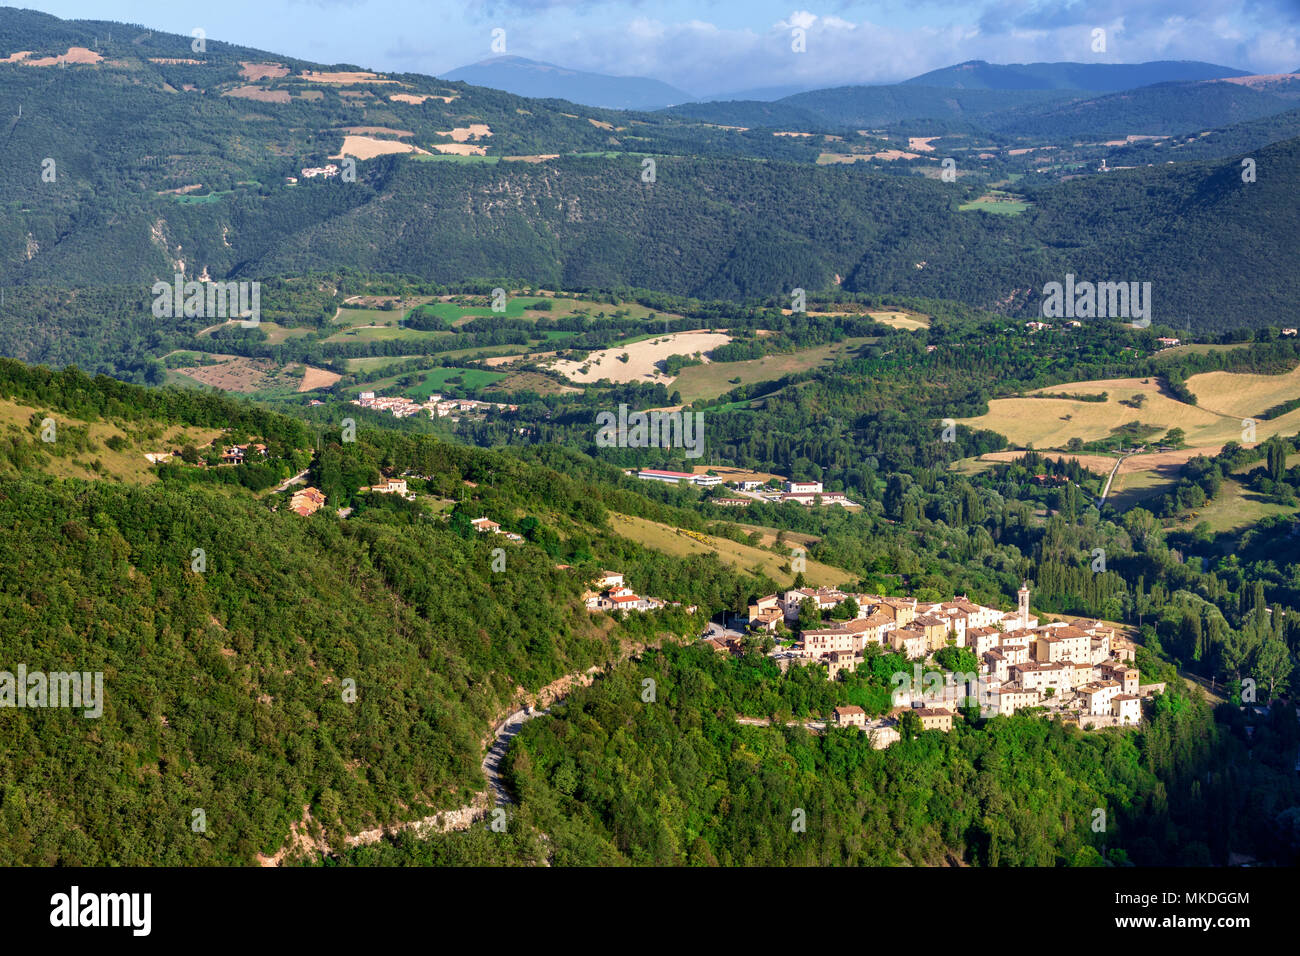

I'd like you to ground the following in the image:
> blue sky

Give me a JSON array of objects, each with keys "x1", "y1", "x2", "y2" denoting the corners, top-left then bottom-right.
[{"x1": 13, "y1": 0, "x2": 1300, "y2": 95}]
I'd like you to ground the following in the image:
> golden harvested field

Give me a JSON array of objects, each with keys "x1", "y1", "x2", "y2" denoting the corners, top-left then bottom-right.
[
  {"x1": 298, "y1": 366, "x2": 341, "y2": 392},
  {"x1": 301, "y1": 70, "x2": 396, "y2": 84},
  {"x1": 958, "y1": 377, "x2": 1281, "y2": 448},
  {"x1": 777, "y1": 308, "x2": 929, "y2": 329},
  {"x1": 436, "y1": 124, "x2": 492, "y2": 142},
  {"x1": 608, "y1": 513, "x2": 850, "y2": 588},
  {"x1": 1186, "y1": 363, "x2": 1300, "y2": 417},
  {"x1": 868, "y1": 310, "x2": 929, "y2": 330},
  {"x1": 962, "y1": 373, "x2": 1300, "y2": 449},
  {"x1": 390, "y1": 91, "x2": 458, "y2": 104},
  {"x1": 334, "y1": 135, "x2": 430, "y2": 159},
  {"x1": 16, "y1": 46, "x2": 102, "y2": 66},
  {"x1": 974, "y1": 450, "x2": 1118, "y2": 476},
  {"x1": 239, "y1": 62, "x2": 289, "y2": 81},
  {"x1": 549, "y1": 330, "x2": 732, "y2": 384}
]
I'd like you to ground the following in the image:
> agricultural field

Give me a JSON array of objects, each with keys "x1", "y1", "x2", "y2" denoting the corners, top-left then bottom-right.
[
  {"x1": 1175, "y1": 476, "x2": 1297, "y2": 536},
  {"x1": 776, "y1": 308, "x2": 930, "y2": 330},
  {"x1": 958, "y1": 191, "x2": 1030, "y2": 215},
  {"x1": 345, "y1": 355, "x2": 427, "y2": 373},
  {"x1": 868, "y1": 310, "x2": 930, "y2": 330},
  {"x1": 346, "y1": 366, "x2": 506, "y2": 398},
  {"x1": 965, "y1": 445, "x2": 1241, "y2": 512},
  {"x1": 672, "y1": 337, "x2": 878, "y2": 403},
  {"x1": 1186, "y1": 361, "x2": 1300, "y2": 417},
  {"x1": 483, "y1": 371, "x2": 580, "y2": 395},
  {"x1": 325, "y1": 324, "x2": 447, "y2": 344},
  {"x1": 1151, "y1": 342, "x2": 1252, "y2": 363},
  {"x1": 957, "y1": 376, "x2": 1300, "y2": 449},
  {"x1": 548, "y1": 330, "x2": 732, "y2": 385},
  {"x1": 607, "y1": 512, "x2": 851, "y2": 588},
  {"x1": 167, "y1": 356, "x2": 307, "y2": 394}
]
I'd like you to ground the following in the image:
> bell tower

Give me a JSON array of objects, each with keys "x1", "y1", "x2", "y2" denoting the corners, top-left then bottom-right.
[{"x1": 1018, "y1": 581, "x2": 1031, "y2": 628}]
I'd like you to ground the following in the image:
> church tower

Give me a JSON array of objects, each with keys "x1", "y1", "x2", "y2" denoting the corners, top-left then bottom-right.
[{"x1": 1018, "y1": 581, "x2": 1031, "y2": 628}]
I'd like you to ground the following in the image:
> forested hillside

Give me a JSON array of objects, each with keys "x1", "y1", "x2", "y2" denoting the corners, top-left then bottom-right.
[
  {"x1": 0, "y1": 359, "x2": 777, "y2": 864},
  {"x1": 502, "y1": 645, "x2": 1300, "y2": 866},
  {"x1": 0, "y1": 10, "x2": 1296, "y2": 331}
]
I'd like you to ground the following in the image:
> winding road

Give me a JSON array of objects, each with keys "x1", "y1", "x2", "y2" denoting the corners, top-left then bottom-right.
[{"x1": 482, "y1": 705, "x2": 549, "y2": 805}]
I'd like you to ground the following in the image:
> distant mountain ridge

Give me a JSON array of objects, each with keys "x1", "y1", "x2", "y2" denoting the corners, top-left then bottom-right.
[
  {"x1": 442, "y1": 55, "x2": 693, "y2": 110},
  {"x1": 904, "y1": 59, "x2": 1249, "y2": 91}
]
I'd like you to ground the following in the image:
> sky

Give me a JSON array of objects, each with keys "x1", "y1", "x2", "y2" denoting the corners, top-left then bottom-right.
[{"x1": 12, "y1": 0, "x2": 1300, "y2": 97}]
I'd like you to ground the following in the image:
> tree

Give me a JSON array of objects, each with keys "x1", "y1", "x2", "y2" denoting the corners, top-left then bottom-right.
[
  {"x1": 798, "y1": 597, "x2": 821, "y2": 632},
  {"x1": 897, "y1": 709, "x2": 921, "y2": 739},
  {"x1": 1251, "y1": 638, "x2": 1292, "y2": 699}
]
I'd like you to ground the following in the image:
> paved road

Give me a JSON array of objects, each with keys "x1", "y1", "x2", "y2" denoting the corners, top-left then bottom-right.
[
  {"x1": 482, "y1": 706, "x2": 548, "y2": 805},
  {"x1": 273, "y1": 469, "x2": 311, "y2": 494},
  {"x1": 736, "y1": 716, "x2": 826, "y2": 731},
  {"x1": 1097, "y1": 455, "x2": 1129, "y2": 509}
]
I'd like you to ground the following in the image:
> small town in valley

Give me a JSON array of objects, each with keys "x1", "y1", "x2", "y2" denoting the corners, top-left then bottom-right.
[{"x1": 632, "y1": 471, "x2": 857, "y2": 507}]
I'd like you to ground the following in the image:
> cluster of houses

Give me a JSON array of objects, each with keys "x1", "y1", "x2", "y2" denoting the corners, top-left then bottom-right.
[
  {"x1": 632, "y1": 472, "x2": 853, "y2": 507},
  {"x1": 1025, "y1": 320, "x2": 1083, "y2": 332},
  {"x1": 351, "y1": 392, "x2": 518, "y2": 421},
  {"x1": 583, "y1": 571, "x2": 697, "y2": 614},
  {"x1": 289, "y1": 486, "x2": 326, "y2": 517},
  {"x1": 300, "y1": 164, "x2": 340, "y2": 179},
  {"x1": 431, "y1": 397, "x2": 519, "y2": 420},
  {"x1": 742, "y1": 582, "x2": 1159, "y2": 731}
]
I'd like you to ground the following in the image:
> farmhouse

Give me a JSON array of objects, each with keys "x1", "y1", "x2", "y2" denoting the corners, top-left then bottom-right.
[
  {"x1": 219, "y1": 442, "x2": 267, "y2": 465},
  {"x1": 470, "y1": 517, "x2": 501, "y2": 533},
  {"x1": 363, "y1": 477, "x2": 408, "y2": 495},
  {"x1": 833, "y1": 705, "x2": 866, "y2": 728}
]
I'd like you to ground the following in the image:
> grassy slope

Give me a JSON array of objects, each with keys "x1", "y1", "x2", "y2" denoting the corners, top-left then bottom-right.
[{"x1": 608, "y1": 512, "x2": 850, "y2": 588}]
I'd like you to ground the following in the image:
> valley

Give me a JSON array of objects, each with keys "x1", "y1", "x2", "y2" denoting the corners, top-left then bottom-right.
[{"x1": 0, "y1": 3, "x2": 1297, "y2": 897}]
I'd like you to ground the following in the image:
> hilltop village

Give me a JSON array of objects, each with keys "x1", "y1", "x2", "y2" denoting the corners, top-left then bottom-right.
[{"x1": 589, "y1": 570, "x2": 1164, "y2": 746}]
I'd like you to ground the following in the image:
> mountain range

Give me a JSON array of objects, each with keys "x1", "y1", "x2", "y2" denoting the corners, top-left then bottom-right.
[{"x1": 443, "y1": 54, "x2": 1266, "y2": 113}]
